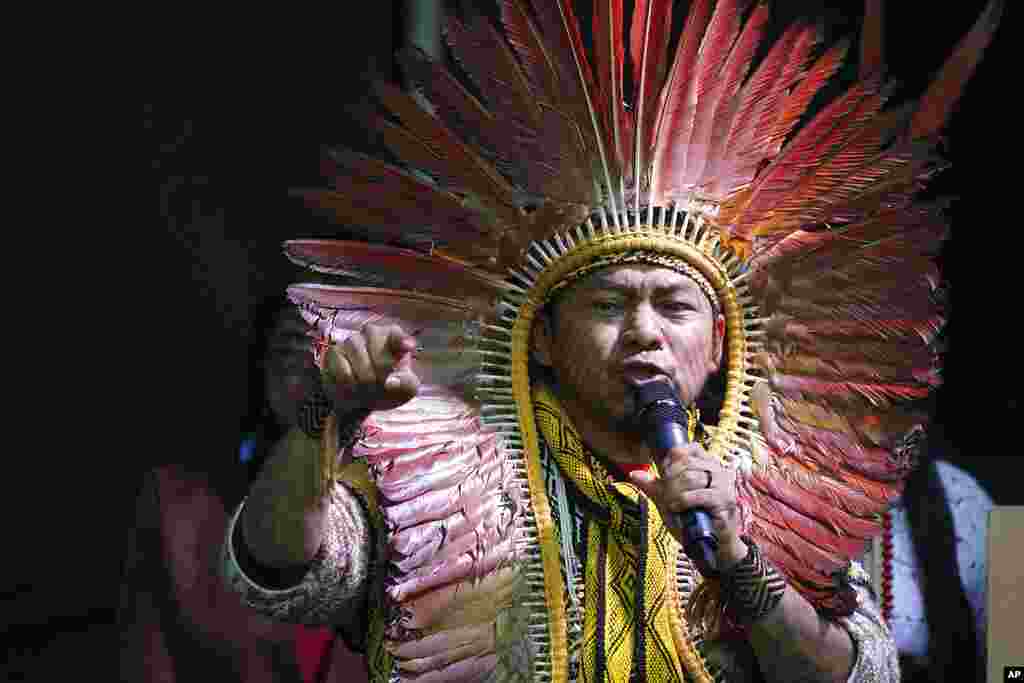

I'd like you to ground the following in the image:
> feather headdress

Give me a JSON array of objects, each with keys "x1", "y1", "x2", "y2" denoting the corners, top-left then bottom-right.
[{"x1": 285, "y1": 1, "x2": 1002, "y2": 681}]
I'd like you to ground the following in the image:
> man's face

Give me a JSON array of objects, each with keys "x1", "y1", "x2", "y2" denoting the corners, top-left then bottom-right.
[{"x1": 532, "y1": 264, "x2": 724, "y2": 432}]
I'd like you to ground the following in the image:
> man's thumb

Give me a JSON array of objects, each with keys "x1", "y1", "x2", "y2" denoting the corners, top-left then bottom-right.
[{"x1": 383, "y1": 370, "x2": 419, "y2": 402}]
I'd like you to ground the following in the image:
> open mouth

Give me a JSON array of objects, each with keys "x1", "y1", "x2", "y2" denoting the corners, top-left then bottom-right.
[{"x1": 620, "y1": 362, "x2": 666, "y2": 385}]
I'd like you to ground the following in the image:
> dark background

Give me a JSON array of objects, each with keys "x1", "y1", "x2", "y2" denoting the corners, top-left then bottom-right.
[{"x1": 9, "y1": 1, "x2": 1019, "y2": 680}]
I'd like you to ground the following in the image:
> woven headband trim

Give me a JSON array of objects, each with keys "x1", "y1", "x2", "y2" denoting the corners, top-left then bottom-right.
[{"x1": 545, "y1": 250, "x2": 722, "y2": 315}]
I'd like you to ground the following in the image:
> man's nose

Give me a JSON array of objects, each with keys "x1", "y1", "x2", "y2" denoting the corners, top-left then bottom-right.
[{"x1": 624, "y1": 303, "x2": 663, "y2": 349}]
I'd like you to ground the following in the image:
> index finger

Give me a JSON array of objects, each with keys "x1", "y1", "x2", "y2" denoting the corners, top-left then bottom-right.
[{"x1": 660, "y1": 443, "x2": 709, "y2": 478}]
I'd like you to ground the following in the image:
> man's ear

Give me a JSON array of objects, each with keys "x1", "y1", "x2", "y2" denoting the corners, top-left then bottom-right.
[
  {"x1": 710, "y1": 313, "x2": 726, "y2": 372},
  {"x1": 531, "y1": 310, "x2": 555, "y2": 368}
]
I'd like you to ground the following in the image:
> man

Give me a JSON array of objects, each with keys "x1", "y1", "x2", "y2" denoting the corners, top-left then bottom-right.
[
  {"x1": 220, "y1": 1, "x2": 999, "y2": 681},
  {"x1": 223, "y1": 259, "x2": 894, "y2": 682}
]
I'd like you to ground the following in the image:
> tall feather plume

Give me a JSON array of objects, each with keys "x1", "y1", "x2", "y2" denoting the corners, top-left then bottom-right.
[
  {"x1": 648, "y1": 0, "x2": 714, "y2": 205},
  {"x1": 909, "y1": 0, "x2": 1002, "y2": 139},
  {"x1": 679, "y1": 0, "x2": 755, "y2": 188},
  {"x1": 859, "y1": 0, "x2": 885, "y2": 79},
  {"x1": 372, "y1": 81, "x2": 522, "y2": 229},
  {"x1": 499, "y1": 0, "x2": 599, "y2": 204},
  {"x1": 726, "y1": 72, "x2": 878, "y2": 240},
  {"x1": 734, "y1": 78, "x2": 889, "y2": 234},
  {"x1": 397, "y1": 46, "x2": 526, "y2": 190},
  {"x1": 281, "y1": 0, "x2": 1004, "y2": 652},
  {"x1": 688, "y1": 1, "x2": 771, "y2": 189},
  {"x1": 442, "y1": 12, "x2": 561, "y2": 200},
  {"x1": 443, "y1": 12, "x2": 541, "y2": 129},
  {"x1": 513, "y1": 0, "x2": 614, "y2": 210},
  {"x1": 752, "y1": 104, "x2": 913, "y2": 233},
  {"x1": 298, "y1": 151, "x2": 493, "y2": 256},
  {"x1": 655, "y1": 0, "x2": 750, "y2": 202},
  {"x1": 630, "y1": 0, "x2": 673, "y2": 212},
  {"x1": 551, "y1": 0, "x2": 622, "y2": 218},
  {"x1": 756, "y1": 202, "x2": 947, "y2": 270},
  {"x1": 593, "y1": 0, "x2": 626, "y2": 182},
  {"x1": 283, "y1": 240, "x2": 503, "y2": 309},
  {"x1": 759, "y1": 37, "x2": 849, "y2": 159},
  {"x1": 706, "y1": 22, "x2": 821, "y2": 201}
]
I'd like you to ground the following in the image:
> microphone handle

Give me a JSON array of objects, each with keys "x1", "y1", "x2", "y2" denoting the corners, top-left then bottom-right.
[{"x1": 652, "y1": 421, "x2": 720, "y2": 577}]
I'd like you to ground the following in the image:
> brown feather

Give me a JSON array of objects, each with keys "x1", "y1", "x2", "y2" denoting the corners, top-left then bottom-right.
[
  {"x1": 373, "y1": 81, "x2": 520, "y2": 221},
  {"x1": 859, "y1": 0, "x2": 886, "y2": 79},
  {"x1": 909, "y1": 0, "x2": 1003, "y2": 139}
]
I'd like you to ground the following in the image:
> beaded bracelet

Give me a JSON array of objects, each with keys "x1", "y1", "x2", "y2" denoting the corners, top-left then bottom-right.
[{"x1": 721, "y1": 537, "x2": 786, "y2": 623}]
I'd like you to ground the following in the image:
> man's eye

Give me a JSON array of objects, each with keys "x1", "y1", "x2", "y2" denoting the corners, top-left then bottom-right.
[
  {"x1": 662, "y1": 301, "x2": 694, "y2": 314},
  {"x1": 592, "y1": 300, "x2": 621, "y2": 312}
]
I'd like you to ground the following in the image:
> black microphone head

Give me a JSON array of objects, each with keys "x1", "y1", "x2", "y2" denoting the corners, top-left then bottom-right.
[{"x1": 631, "y1": 381, "x2": 687, "y2": 432}]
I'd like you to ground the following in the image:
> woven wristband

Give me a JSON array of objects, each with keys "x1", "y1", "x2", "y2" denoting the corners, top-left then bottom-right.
[
  {"x1": 296, "y1": 369, "x2": 367, "y2": 451},
  {"x1": 721, "y1": 537, "x2": 786, "y2": 623},
  {"x1": 297, "y1": 378, "x2": 333, "y2": 439}
]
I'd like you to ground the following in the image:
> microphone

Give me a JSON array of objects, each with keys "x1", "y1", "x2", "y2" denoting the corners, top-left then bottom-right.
[{"x1": 631, "y1": 381, "x2": 719, "y2": 576}]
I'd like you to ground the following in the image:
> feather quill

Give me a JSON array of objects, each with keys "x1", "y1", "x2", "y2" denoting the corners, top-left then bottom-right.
[{"x1": 630, "y1": 0, "x2": 673, "y2": 210}]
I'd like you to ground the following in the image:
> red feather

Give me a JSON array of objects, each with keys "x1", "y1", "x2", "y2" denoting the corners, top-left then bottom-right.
[
  {"x1": 500, "y1": 0, "x2": 561, "y2": 101},
  {"x1": 757, "y1": 350, "x2": 940, "y2": 391},
  {"x1": 745, "y1": 484, "x2": 869, "y2": 558},
  {"x1": 708, "y1": 23, "x2": 821, "y2": 198},
  {"x1": 382, "y1": 453, "x2": 504, "y2": 531},
  {"x1": 630, "y1": 0, "x2": 674, "y2": 189},
  {"x1": 682, "y1": 0, "x2": 760, "y2": 187},
  {"x1": 775, "y1": 395, "x2": 930, "y2": 450},
  {"x1": 753, "y1": 201, "x2": 945, "y2": 269},
  {"x1": 657, "y1": 0, "x2": 748, "y2": 200},
  {"x1": 746, "y1": 468, "x2": 882, "y2": 540},
  {"x1": 593, "y1": 0, "x2": 626, "y2": 171},
  {"x1": 733, "y1": 77, "x2": 883, "y2": 235},
  {"x1": 772, "y1": 410, "x2": 920, "y2": 478},
  {"x1": 388, "y1": 531, "x2": 512, "y2": 604},
  {"x1": 693, "y1": 2, "x2": 771, "y2": 190},
  {"x1": 392, "y1": 498, "x2": 504, "y2": 575},
  {"x1": 649, "y1": 0, "x2": 714, "y2": 202},
  {"x1": 748, "y1": 516, "x2": 848, "y2": 582},
  {"x1": 766, "y1": 313, "x2": 946, "y2": 346},
  {"x1": 390, "y1": 496, "x2": 493, "y2": 561},
  {"x1": 766, "y1": 456, "x2": 889, "y2": 519},
  {"x1": 375, "y1": 436, "x2": 500, "y2": 505},
  {"x1": 305, "y1": 151, "x2": 494, "y2": 247},
  {"x1": 752, "y1": 100, "x2": 910, "y2": 233}
]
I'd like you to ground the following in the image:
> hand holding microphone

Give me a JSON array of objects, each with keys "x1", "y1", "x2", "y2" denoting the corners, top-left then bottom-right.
[{"x1": 628, "y1": 381, "x2": 746, "y2": 577}]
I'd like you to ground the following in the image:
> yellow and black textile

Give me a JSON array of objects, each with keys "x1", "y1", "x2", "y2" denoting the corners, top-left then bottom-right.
[{"x1": 534, "y1": 382, "x2": 701, "y2": 682}]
